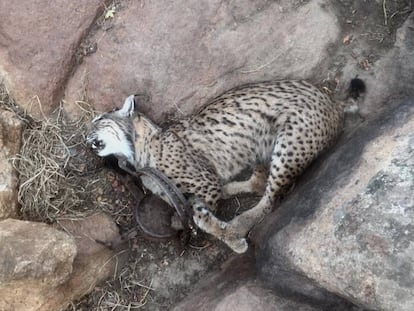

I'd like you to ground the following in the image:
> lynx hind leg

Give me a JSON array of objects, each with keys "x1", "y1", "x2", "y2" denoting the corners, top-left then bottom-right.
[
  {"x1": 221, "y1": 166, "x2": 267, "y2": 199},
  {"x1": 229, "y1": 133, "x2": 314, "y2": 237},
  {"x1": 194, "y1": 131, "x2": 315, "y2": 253}
]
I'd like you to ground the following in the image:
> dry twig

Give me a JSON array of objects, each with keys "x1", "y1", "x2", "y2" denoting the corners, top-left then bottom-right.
[{"x1": 383, "y1": 0, "x2": 388, "y2": 26}]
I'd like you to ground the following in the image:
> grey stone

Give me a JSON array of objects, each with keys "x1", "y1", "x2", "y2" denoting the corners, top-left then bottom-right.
[
  {"x1": 173, "y1": 252, "x2": 324, "y2": 311},
  {"x1": 64, "y1": 0, "x2": 339, "y2": 121},
  {"x1": 253, "y1": 99, "x2": 414, "y2": 311}
]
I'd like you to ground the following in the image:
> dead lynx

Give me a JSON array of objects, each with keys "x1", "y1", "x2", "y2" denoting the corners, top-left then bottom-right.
[{"x1": 87, "y1": 79, "x2": 364, "y2": 253}]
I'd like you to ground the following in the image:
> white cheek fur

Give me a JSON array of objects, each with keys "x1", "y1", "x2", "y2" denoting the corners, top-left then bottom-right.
[{"x1": 95, "y1": 128, "x2": 135, "y2": 163}]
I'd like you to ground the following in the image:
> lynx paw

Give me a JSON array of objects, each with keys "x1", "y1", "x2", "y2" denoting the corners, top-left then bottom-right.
[
  {"x1": 227, "y1": 237, "x2": 248, "y2": 253},
  {"x1": 191, "y1": 198, "x2": 249, "y2": 254},
  {"x1": 192, "y1": 204, "x2": 213, "y2": 232}
]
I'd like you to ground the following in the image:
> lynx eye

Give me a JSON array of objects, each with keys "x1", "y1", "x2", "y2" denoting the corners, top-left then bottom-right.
[{"x1": 92, "y1": 115, "x2": 103, "y2": 123}]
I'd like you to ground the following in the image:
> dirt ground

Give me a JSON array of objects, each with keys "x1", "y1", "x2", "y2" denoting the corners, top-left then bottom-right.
[
  {"x1": 318, "y1": 0, "x2": 412, "y2": 90},
  {"x1": 6, "y1": 1, "x2": 412, "y2": 310},
  {"x1": 64, "y1": 155, "x2": 260, "y2": 310},
  {"x1": 65, "y1": 157, "x2": 240, "y2": 311}
]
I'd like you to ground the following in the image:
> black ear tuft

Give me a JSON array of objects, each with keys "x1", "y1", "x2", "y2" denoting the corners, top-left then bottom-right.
[{"x1": 348, "y1": 77, "x2": 366, "y2": 99}]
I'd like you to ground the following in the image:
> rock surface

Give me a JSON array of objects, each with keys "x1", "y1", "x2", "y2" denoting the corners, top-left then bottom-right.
[
  {"x1": 173, "y1": 252, "x2": 322, "y2": 311},
  {"x1": 0, "y1": 214, "x2": 126, "y2": 311},
  {"x1": 48, "y1": 212, "x2": 127, "y2": 311},
  {"x1": 0, "y1": 0, "x2": 106, "y2": 118},
  {"x1": 253, "y1": 99, "x2": 414, "y2": 311},
  {"x1": 0, "y1": 108, "x2": 24, "y2": 219},
  {"x1": 0, "y1": 219, "x2": 76, "y2": 310},
  {"x1": 65, "y1": 0, "x2": 339, "y2": 121},
  {"x1": 358, "y1": 11, "x2": 414, "y2": 117},
  {"x1": 0, "y1": 1, "x2": 413, "y2": 310}
]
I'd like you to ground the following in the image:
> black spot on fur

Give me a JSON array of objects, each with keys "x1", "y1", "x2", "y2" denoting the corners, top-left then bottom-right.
[{"x1": 348, "y1": 77, "x2": 366, "y2": 99}]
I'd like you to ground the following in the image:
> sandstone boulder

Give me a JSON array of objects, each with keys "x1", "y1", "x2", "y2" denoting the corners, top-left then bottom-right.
[
  {"x1": 65, "y1": 0, "x2": 339, "y2": 121},
  {"x1": 0, "y1": 214, "x2": 126, "y2": 311},
  {"x1": 0, "y1": 219, "x2": 76, "y2": 310},
  {"x1": 46, "y1": 212, "x2": 127, "y2": 310},
  {"x1": 0, "y1": 0, "x2": 106, "y2": 118},
  {"x1": 0, "y1": 108, "x2": 24, "y2": 219},
  {"x1": 253, "y1": 99, "x2": 414, "y2": 311}
]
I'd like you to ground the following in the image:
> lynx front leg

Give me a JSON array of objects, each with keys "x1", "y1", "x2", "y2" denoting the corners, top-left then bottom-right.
[
  {"x1": 221, "y1": 166, "x2": 267, "y2": 199},
  {"x1": 191, "y1": 198, "x2": 248, "y2": 253}
]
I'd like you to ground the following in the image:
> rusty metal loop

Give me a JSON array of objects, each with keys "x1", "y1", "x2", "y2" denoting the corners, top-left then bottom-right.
[{"x1": 117, "y1": 158, "x2": 194, "y2": 242}]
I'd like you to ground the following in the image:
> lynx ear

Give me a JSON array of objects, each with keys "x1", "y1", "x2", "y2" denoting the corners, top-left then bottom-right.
[{"x1": 116, "y1": 95, "x2": 135, "y2": 117}]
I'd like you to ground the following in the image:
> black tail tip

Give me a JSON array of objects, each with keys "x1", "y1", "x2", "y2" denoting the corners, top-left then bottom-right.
[{"x1": 349, "y1": 77, "x2": 366, "y2": 100}]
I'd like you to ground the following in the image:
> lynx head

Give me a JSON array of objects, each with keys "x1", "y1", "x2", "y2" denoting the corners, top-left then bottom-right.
[{"x1": 86, "y1": 95, "x2": 136, "y2": 163}]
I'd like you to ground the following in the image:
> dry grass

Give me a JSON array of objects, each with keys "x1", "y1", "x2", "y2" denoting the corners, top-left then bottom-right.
[
  {"x1": 6, "y1": 98, "x2": 103, "y2": 222},
  {"x1": 0, "y1": 83, "x2": 101, "y2": 222},
  {"x1": 0, "y1": 85, "x2": 159, "y2": 310},
  {"x1": 72, "y1": 257, "x2": 156, "y2": 310},
  {"x1": 0, "y1": 85, "x2": 229, "y2": 311},
  {"x1": 13, "y1": 108, "x2": 90, "y2": 221},
  {"x1": 0, "y1": 84, "x2": 32, "y2": 125}
]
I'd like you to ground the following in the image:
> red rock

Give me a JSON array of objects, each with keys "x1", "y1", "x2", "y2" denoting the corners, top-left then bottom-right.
[
  {"x1": 0, "y1": 219, "x2": 77, "y2": 310},
  {"x1": 0, "y1": 214, "x2": 127, "y2": 311},
  {"x1": 65, "y1": 0, "x2": 339, "y2": 121},
  {"x1": 0, "y1": 0, "x2": 105, "y2": 118}
]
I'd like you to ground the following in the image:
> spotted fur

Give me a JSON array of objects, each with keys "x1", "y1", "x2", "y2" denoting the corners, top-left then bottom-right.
[{"x1": 87, "y1": 80, "x2": 364, "y2": 253}]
